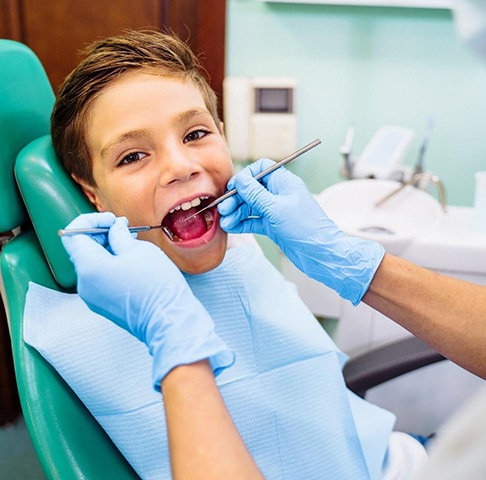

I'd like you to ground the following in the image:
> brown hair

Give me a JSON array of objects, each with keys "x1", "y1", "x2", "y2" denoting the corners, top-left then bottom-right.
[{"x1": 51, "y1": 29, "x2": 220, "y2": 186}]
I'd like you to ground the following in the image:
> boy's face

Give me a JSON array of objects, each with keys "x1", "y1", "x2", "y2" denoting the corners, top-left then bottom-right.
[{"x1": 77, "y1": 72, "x2": 234, "y2": 274}]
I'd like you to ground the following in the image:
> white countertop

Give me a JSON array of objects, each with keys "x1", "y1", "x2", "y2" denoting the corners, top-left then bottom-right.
[{"x1": 398, "y1": 206, "x2": 486, "y2": 274}]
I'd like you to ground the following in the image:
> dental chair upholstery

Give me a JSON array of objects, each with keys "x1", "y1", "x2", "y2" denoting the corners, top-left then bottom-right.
[
  {"x1": 0, "y1": 39, "x2": 139, "y2": 479},
  {"x1": 0, "y1": 39, "x2": 444, "y2": 479}
]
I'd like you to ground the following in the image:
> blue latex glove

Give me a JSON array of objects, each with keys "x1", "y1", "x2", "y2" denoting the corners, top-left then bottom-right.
[
  {"x1": 61, "y1": 212, "x2": 235, "y2": 390},
  {"x1": 218, "y1": 159, "x2": 385, "y2": 305}
]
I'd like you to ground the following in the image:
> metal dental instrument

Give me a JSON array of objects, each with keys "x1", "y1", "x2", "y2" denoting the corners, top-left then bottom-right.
[
  {"x1": 58, "y1": 139, "x2": 321, "y2": 238},
  {"x1": 58, "y1": 224, "x2": 174, "y2": 239},
  {"x1": 184, "y1": 138, "x2": 322, "y2": 221}
]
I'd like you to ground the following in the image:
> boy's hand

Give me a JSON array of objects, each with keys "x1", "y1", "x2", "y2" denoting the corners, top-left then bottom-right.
[
  {"x1": 218, "y1": 159, "x2": 385, "y2": 305},
  {"x1": 61, "y1": 212, "x2": 234, "y2": 390}
]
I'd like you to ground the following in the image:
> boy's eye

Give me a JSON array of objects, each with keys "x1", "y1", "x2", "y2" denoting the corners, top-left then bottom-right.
[
  {"x1": 184, "y1": 129, "x2": 210, "y2": 143},
  {"x1": 119, "y1": 151, "x2": 146, "y2": 166}
]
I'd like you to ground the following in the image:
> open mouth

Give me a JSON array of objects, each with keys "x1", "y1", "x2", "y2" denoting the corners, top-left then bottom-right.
[{"x1": 161, "y1": 196, "x2": 215, "y2": 242}]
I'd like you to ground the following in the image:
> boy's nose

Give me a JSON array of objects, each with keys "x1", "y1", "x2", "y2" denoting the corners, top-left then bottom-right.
[{"x1": 158, "y1": 147, "x2": 202, "y2": 186}]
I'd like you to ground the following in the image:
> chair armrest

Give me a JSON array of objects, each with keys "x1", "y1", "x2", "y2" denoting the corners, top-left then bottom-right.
[{"x1": 343, "y1": 336, "x2": 445, "y2": 398}]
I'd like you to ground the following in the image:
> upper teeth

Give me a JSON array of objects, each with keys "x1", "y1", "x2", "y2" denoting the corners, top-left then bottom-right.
[{"x1": 170, "y1": 196, "x2": 209, "y2": 213}]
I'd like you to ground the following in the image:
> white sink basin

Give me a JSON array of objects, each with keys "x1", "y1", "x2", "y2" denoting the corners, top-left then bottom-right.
[{"x1": 316, "y1": 179, "x2": 444, "y2": 254}]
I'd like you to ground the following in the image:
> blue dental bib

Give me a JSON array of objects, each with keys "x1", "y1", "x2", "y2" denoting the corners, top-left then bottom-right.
[{"x1": 24, "y1": 244, "x2": 394, "y2": 479}]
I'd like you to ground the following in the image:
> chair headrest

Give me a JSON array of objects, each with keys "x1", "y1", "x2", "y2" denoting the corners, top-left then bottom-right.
[
  {"x1": 0, "y1": 40, "x2": 55, "y2": 232},
  {"x1": 16, "y1": 136, "x2": 95, "y2": 289}
]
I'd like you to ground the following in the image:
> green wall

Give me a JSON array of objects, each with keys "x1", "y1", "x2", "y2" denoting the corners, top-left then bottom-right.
[{"x1": 226, "y1": 1, "x2": 486, "y2": 208}]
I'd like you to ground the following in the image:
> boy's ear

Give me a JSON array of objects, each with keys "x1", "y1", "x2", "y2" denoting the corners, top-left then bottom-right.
[
  {"x1": 219, "y1": 121, "x2": 226, "y2": 139},
  {"x1": 71, "y1": 174, "x2": 106, "y2": 212}
]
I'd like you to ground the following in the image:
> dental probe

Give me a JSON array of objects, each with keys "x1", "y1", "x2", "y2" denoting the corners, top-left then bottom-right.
[
  {"x1": 58, "y1": 224, "x2": 168, "y2": 237},
  {"x1": 184, "y1": 138, "x2": 322, "y2": 221}
]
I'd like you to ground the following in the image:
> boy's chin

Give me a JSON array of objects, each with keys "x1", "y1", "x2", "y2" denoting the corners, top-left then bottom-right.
[
  {"x1": 177, "y1": 251, "x2": 226, "y2": 275},
  {"x1": 173, "y1": 233, "x2": 229, "y2": 275}
]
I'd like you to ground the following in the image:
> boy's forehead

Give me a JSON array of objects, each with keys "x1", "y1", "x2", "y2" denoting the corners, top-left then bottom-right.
[
  {"x1": 102, "y1": 69, "x2": 198, "y2": 97},
  {"x1": 86, "y1": 70, "x2": 220, "y2": 140},
  {"x1": 92, "y1": 72, "x2": 208, "y2": 114}
]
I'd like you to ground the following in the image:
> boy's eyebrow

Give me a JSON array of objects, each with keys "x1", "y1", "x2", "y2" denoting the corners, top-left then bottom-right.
[
  {"x1": 173, "y1": 108, "x2": 212, "y2": 125},
  {"x1": 101, "y1": 128, "x2": 149, "y2": 160}
]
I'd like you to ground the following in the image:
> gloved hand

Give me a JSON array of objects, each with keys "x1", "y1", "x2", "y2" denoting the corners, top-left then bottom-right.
[
  {"x1": 218, "y1": 159, "x2": 385, "y2": 305},
  {"x1": 61, "y1": 212, "x2": 235, "y2": 390}
]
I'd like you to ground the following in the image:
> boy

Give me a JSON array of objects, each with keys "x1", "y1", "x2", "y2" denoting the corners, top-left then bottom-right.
[{"x1": 45, "y1": 30, "x2": 423, "y2": 479}]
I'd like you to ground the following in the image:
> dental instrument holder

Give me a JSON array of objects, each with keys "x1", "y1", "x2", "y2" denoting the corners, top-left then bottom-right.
[
  {"x1": 58, "y1": 139, "x2": 322, "y2": 236},
  {"x1": 339, "y1": 126, "x2": 355, "y2": 180},
  {"x1": 413, "y1": 117, "x2": 434, "y2": 178}
]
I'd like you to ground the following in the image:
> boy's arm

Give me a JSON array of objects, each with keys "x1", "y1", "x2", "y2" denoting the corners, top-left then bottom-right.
[
  {"x1": 363, "y1": 253, "x2": 486, "y2": 379},
  {"x1": 162, "y1": 360, "x2": 264, "y2": 480}
]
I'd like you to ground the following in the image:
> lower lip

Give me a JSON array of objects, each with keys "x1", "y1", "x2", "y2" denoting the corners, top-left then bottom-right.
[{"x1": 171, "y1": 207, "x2": 221, "y2": 249}]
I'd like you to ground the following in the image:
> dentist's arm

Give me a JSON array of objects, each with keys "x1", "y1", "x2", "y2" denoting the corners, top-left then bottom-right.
[
  {"x1": 218, "y1": 161, "x2": 486, "y2": 379},
  {"x1": 363, "y1": 253, "x2": 486, "y2": 379},
  {"x1": 62, "y1": 213, "x2": 263, "y2": 480}
]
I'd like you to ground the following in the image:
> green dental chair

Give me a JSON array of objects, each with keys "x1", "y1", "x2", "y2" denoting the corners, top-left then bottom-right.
[
  {"x1": 0, "y1": 39, "x2": 139, "y2": 479},
  {"x1": 0, "y1": 39, "x2": 444, "y2": 480}
]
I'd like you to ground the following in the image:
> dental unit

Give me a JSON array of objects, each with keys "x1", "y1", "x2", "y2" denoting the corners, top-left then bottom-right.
[
  {"x1": 58, "y1": 138, "x2": 321, "y2": 238},
  {"x1": 373, "y1": 118, "x2": 447, "y2": 212},
  {"x1": 338, "y1": 118, "x2": 446, "y2": 211}
]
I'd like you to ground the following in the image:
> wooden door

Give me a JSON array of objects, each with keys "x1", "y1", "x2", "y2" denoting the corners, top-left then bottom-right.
[{"x1": 0, "y1": 0, "x2": 226, "y2": 110}]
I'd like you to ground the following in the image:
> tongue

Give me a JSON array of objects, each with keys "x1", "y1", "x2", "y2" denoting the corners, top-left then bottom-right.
[{"x1": 164, "y1": 208, "x2": 207, "y2": 240}]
